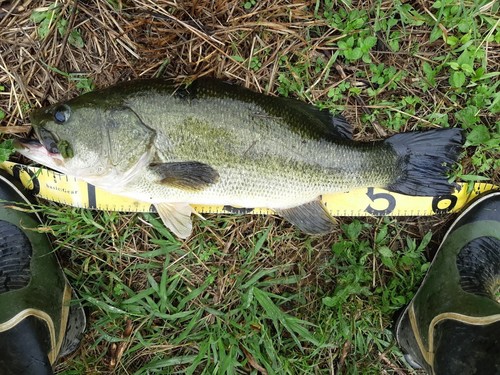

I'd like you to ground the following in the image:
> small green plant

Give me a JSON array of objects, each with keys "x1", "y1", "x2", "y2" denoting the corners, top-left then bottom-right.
[
  {"x1": 393, "y1": 2, "x2": 426, "y2": 27},
  {"x1": 447, "y1": 51, "x2": 480, "y2": 90},
  {"x1": 0, "y1": 139, "x2": 14, "y2": 163},
  {"x1": 276, "y1": 55, "x2": 309, "y2": 98},
  {"x1": 30, "y1": 3, "x2": 84, "y2": 48},
  {"x1": 373, "y1": 10, "x2": 401, "y2": 52},
  {"x1": 454, "y1": 103, "x2": 500, "y2": 180},
  {"x1": 316, "y1": 6, "x2": 379, "y2": 63},
  {"x1": 421, "y1": 61, "x2": 439, "y2": 90},
  {"x1": 74, "y1": 76, "x2": 95, "y2": 93},
  {"x1": 249, "y1": 56, "x2": 262, "y2": 71},
  {"x1": 243, "y1": 0, "x2": 257, "y2": 10},
  {"x1": 369, "y1": 63, "x2": 396, "y2": 87},
  {"x1": 337, "y1": 35, "x2": 377, "y2": 63},
  {"x1": 43, "y1": 63, "x2": 95, "y2": 93},
  {"x1": 231, "y1": 54, "x2": 262, "y2": 72},
  {"x1": 365, "y1": 63, "x2": 405, "y2": 98},
  {"x1": 327, "y1": 81, "x2": 351, "y2": 104}
]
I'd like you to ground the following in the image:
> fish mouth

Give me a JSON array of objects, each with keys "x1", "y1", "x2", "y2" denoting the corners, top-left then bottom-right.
[
  {"x1": 35, "y1": 127, "x2": 60, "y2": 155},
  {"x1": 17, "y1": 127, "x2": 60, "y2": 155},
  {"x1": 15, "y1": 127, "x2": 65, "y2": 170}
]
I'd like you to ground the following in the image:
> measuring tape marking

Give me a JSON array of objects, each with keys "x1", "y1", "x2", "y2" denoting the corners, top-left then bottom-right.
[{"x1": 1, "y1": 161, "x2": 497, "y2": 217}]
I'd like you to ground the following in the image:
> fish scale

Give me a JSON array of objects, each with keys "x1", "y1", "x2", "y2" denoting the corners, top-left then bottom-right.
[{"x1": 127, "y1": 96, "x2": 396, "y2": 201}]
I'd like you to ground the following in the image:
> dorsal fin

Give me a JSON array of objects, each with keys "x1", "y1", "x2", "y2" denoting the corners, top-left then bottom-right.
[
  {"x1": 191, "y1": 78, "x2": 353, "y2": 141},
  {"x1": 292, "y1": 105, "x2": 353, "y2": 140}
]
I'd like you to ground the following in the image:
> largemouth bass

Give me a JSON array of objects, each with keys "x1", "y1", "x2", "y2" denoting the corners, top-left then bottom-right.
[{"x1": 16, "y1": 78, "x2": 463, "y2": 238}]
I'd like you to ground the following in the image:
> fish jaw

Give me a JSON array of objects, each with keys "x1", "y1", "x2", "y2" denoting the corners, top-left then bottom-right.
[
  {"x1": 16, "y1": 137, "x2": 156, "y2": 194},
  {"x1": 14, "y1": 139, "x2": 67, "y2": 173}
]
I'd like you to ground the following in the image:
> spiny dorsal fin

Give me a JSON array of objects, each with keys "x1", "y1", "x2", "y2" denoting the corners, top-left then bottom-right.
[{"x1": 150, "y1": 161, "x2": 219, "y2": 191}]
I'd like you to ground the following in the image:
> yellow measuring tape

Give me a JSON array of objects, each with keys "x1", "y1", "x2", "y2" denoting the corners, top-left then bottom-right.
[{"x1": 0, "y1": 161, "x2": 497, "y2": 216}]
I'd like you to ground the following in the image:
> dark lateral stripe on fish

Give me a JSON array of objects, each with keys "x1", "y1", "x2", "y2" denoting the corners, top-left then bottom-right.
[{"x1": 385, "y1": 128, "x2": 464, "y2": 196}]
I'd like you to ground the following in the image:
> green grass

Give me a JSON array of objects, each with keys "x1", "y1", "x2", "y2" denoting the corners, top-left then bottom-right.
[
  {"x1": 1, "y1": 0, "x2": 499, "y2": 373},
  {"x1": 0, "y1": 140, "x2": 14, "y2": 163},
  {"x1": 47, "y1": 207, "x2": 429, "y2": 374}
]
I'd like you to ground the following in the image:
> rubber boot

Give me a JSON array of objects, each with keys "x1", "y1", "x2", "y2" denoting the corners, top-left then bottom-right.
[
  {"x1": 0, "y1": 171, "x2": 86, "y2": 374},
  {"x1": 395, "y1": 191, "x2": 500, "y2": 374}
]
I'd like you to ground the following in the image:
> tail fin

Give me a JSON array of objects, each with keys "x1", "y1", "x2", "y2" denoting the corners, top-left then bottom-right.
[{"x1": 385, "y1": 128, "x2": 464, "y2": 196}]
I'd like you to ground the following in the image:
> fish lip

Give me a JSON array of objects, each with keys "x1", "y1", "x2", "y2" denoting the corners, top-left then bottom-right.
[
  {"x1": 15, "y1": 127, "x2": 61, "y2": 157},
  {"x1": 15, "y1": 134, "x2": 65, "y2": 170},
  {"x1": 33, "y1": 126, "x2": 61, "y2": 155},
  {"x1": 17, "y1": 137, "x2": 42, "y2": 146},
  {"x1": 13, "y1": 138, "x2": 40, "y2": 154}
]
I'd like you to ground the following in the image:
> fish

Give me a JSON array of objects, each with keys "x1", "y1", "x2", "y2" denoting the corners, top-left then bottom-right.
[{"x1": 16, "y1": 78, "x2": 464, "y2": 238}]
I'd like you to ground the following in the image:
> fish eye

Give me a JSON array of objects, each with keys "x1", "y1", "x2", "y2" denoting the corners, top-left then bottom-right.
[{"x1": 53, "y1": 104, "x2": 71, "y2": 124}]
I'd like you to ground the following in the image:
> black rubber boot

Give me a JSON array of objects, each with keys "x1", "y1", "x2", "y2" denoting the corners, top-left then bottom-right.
[
  {"x1": 395, "y1": 191, "x2": 500, "y2": 374},
  {"x1": 0, "y1": 171, "x2": 86, "y2": 374}
]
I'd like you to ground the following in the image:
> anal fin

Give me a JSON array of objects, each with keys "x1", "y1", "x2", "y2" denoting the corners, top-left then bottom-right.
[
  {"x1": 275, "y1": 199, "x2": 336, "y2": 235},
  {"x1": 154, "y1": 202, "x2": 195, "y2": 239}
]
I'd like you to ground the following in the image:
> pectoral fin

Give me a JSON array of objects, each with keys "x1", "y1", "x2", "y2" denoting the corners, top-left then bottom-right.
[
  {"x1": 150, "y1": 162, "x2": 219, "y2": 191},
  {"x1": 155, "y1": 202, "x2": 195, "y2": 239},
  {"x1": 275, "y1": 199, "x2": 336, "y2": 235}
]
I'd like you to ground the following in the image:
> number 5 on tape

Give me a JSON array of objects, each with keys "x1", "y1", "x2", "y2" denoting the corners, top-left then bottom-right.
[{"x1": 322, "y1": 185, "x2": 496, "y2": 216}]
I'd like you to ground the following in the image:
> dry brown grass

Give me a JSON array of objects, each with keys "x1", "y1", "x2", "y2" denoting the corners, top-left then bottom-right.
[
  {"x1": 1, "y1": 0, "x2": 498, "y2": 133},
  {"x1": 1, "y1": 0, "x2": 334, "y2": 109}
]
